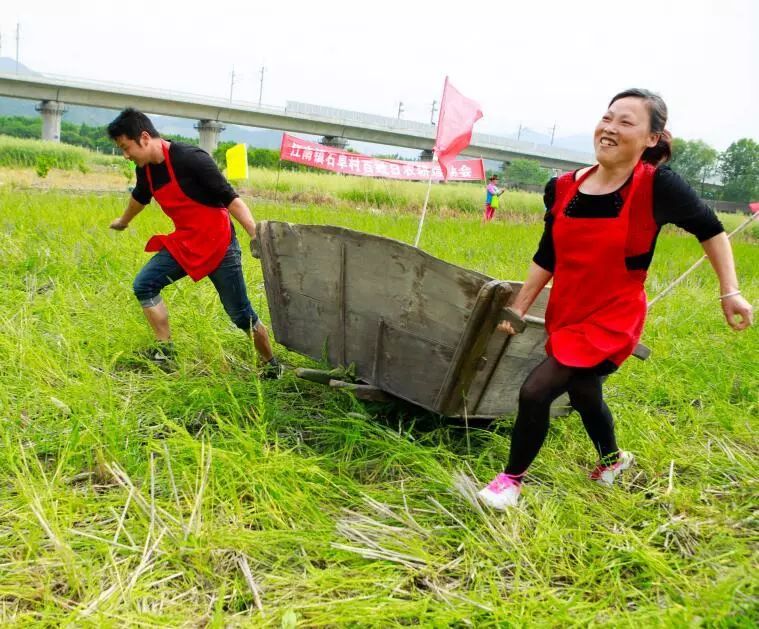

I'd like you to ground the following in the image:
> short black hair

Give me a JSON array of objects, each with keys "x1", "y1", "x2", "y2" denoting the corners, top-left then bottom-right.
[{"x1": 107, "y1": 108, "x2": 160, "y2": 142}]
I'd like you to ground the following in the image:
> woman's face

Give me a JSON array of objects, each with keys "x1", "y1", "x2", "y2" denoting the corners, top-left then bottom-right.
[{"x1": 593, "y1": 97, "x2": 660, "y2": 167}]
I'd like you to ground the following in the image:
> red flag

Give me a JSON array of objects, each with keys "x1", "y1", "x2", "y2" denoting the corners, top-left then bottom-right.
[
  {"x1": 434, "y1": 77, "x2": 483, "y2": 180},
  {"x1": 750, "y1": 202, "x2": 759, "y2": 214}
]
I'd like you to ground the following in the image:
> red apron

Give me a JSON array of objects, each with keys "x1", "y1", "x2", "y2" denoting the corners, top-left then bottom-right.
[
  {"x1": 144, "y1": 140, "x2": 232, "y2": 281},
  {"x1": 545, "y1": 161, "x2": 655, "y2": 368}
]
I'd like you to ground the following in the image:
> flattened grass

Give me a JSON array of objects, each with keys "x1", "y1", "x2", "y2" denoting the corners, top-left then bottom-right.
[{"x1": 0, "y1": 184, "x2": 756, "y2": 626}]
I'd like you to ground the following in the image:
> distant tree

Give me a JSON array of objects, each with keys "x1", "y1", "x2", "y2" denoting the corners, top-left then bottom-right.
[
  {"x1": 504, "y1": 158, "x2": 550, "y2": 186},
  {"x1": 164, "y1": 133, "x2": 198, "y2": 146},
  {"x1": 0, "y1": 116, "x2": 196, "y2": 154},
  {"x1": 669, "y1": 138, "x2": 719, "y2": 194},
  {"x1": 719, "y1": 138, "x2": 759, "y2": 203},
  {"x1": 248, "y1": 147, "x2": 281, "y2": 170},
  {"x1": 0, "y1": 116, "x2": 40, "y2": 139},
  {"x1": 213, "y1": 141, "x2": 237, "y2": 169}
]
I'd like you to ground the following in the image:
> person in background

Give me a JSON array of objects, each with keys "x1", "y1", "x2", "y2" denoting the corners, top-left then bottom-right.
[{"x1": 484, "y1": 174, "x2": 504, "y2": 222}]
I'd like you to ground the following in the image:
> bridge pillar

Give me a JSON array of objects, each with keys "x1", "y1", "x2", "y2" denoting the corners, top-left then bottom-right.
[
  {"x1": 195, "y1": 120, "x2": 225, "y2": 154},
  {"x1": 320, "y1": 135, "x2": 347, "y2": 150},
  {"x1": 419, "y1": 149, "x2": 434, "y2": 161},
  {"x1": 35, "y1": 100, "x2": 66, "y2": 142}
]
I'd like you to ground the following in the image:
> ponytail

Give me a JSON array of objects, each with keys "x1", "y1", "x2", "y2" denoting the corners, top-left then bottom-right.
[{"x1": 642, "y1": 129, "x2": 672, "y2": 166}]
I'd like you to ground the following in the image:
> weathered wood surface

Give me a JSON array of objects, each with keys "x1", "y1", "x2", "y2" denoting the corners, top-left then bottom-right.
[{"x1": 258, "y1": 221, "x2": 567, "y2": 417}]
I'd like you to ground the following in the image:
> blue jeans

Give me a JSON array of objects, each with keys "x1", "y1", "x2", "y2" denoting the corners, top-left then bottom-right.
[{"x1": 132, "y1": 235, "x2": 259, "y2": 332}]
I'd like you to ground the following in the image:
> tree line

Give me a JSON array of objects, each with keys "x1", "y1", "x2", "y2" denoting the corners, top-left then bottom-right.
[
  {"x1": 505, "y1": 138, "x2": 757, "y2": 203},
  {"x1": 0, "y1": 116, "x2": 197, "y2": 154}
]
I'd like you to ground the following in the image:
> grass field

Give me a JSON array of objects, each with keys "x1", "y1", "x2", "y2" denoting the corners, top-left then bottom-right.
[{"x1": 0, "y1": 176, "x2": 756, "y2": 626}]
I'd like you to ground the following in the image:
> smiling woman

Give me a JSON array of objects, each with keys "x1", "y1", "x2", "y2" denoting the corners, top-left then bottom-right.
[
  {"x1": 594, "y1": 88, "x2": 671, "y2": 172},
  {"x1": 477, "y1": 88, "x2": 754, "y2": 510}
]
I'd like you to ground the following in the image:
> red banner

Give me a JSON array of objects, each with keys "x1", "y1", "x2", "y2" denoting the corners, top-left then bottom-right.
[{"x1": 279, "y1": 133, "x2": 484, "y2": 181}]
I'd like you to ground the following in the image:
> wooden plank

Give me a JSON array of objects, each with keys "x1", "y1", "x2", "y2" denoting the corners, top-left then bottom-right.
[
  {"x1": 328, "y1": 379, "x2": 392, "y2": 402},
  {"x1": 435, "y1": 281, "x2": 513, "y2": 416},
  {"x1": 337, "y1": 242, "x2": 346, "y2": 366},
  {"x1": 469, "y1": 331, "x2": 511, "y2": 416},
  {"x1": 257, "y1": 221, "x2": 289, "y2": 345},
  {"x1": 371, "y1": 318, "x2": 385, "y2": 384},
  {"x1": 294, "y1": 368, "x2": 334, "y2": 385},
  {"x1": 258, "y1": 222, "x2": 580, "y2": 418},
  {"x1": 375, "y1": 322, "x2": 456, "y2": 411}
]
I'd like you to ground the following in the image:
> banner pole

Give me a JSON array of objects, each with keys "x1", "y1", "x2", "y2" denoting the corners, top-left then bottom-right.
[{"x1": 413, "y1": 157, "x2": 436, "y2": 248}]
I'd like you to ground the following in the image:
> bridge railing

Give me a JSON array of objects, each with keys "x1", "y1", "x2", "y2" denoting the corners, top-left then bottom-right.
[{"x1": 2, "y1": 70, "x2": 288, "y2": 115}]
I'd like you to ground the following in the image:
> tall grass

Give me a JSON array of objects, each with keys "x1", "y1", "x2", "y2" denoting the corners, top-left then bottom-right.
[
  {"x1": 237, "y1": 166, "x2": 545, "y2": 217},
  {"x1": 0, "y1": 135, "x2": 121, "y2": 171},
  {"x1": 0, "y1": 187, "x2": 756, "y2": 625}
]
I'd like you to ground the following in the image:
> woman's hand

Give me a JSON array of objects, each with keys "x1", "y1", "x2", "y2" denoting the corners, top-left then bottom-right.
[
  {"x1": 497, "y1": 320, "x2": 518, "y2": 335},
  {"x1": 722, "y1": 294, "x2": 753, "y2": 331},
  {"x1": 496, "y1": 308, "x2": 525, "y2": 335}
]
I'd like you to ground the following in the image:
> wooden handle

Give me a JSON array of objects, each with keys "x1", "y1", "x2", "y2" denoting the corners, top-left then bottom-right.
[
  {"x1": 496, "y1": 310, "x2": 651, "y2": 360},
  {"x1": 632, "y1": 343, "x2": 651, "y2": 361}
]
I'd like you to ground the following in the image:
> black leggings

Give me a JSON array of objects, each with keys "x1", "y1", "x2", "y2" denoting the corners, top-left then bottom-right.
[{"x1": 505, "y1": 356, "x2": 619, "y2": 476}]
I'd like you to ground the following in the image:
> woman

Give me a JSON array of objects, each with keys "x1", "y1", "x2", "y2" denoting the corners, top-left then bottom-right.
[
  {"x1": 478, "y1": 88, "x2": 753, "y2": 509},
  {"x1": 484, "y1": 174, "x2": 504, "y2": 222}
]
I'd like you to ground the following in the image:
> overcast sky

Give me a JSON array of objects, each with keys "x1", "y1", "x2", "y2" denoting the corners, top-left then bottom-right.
[{"x1": 0, "y1": 0, "x2": 756, "y2": 150}]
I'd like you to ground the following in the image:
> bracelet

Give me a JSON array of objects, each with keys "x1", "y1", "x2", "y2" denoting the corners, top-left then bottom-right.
[{"x1": 719, "y1": 290, "x2": 741, "y2": 300}]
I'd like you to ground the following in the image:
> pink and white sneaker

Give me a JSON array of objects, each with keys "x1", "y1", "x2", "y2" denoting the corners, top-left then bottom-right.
[
  {"x1": 590, "y1": 451, "x2": 635, "y2": 486},
  {"x1": 477, "y1": 473, "x2": 523, "y2": 509}
]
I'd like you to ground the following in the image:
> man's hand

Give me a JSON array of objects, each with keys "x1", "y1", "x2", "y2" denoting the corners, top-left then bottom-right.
[
  {"x1": 110, "y1": 218, "x2": 128, "y2": 231},
  {"x1": 249, "y1": 238, "x2": 261, "y2": 259},
  {"x1": 722, "y1": 294, "x2": 753, "y2": 331}
]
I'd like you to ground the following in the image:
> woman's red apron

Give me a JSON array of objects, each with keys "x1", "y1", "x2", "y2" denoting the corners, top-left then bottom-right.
[
  {"x1": 144, "y1": 140, "x2": 231, "y2": 281},
  {"x1": 545, "y1": 161, "x2": 656, "y2": 368}
]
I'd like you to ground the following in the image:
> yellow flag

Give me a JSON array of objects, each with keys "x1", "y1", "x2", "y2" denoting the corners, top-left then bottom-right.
[{"x1": 226, "y1": 143, "x2": 249, "y2": 180}]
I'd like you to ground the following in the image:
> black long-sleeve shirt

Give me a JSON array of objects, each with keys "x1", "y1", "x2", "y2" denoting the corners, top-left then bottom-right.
[
  {"x1": 132, "y1": 142, "x2": 239, "y2": 208},
  {"x1": 533, "y1": 166, "x2": 724, "y2": 273}
]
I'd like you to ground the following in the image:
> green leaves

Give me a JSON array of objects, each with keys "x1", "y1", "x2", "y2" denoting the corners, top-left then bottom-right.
[{"x1": 718, "y1": 139, "x2": 759, "y2": 203}]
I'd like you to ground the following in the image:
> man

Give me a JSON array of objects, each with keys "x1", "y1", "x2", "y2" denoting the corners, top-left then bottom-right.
[
  {"x1": 107, "y1": 108, "x2": 280, "y2": 378},
  {"x1": 483, "y1": 174, "x2": 504, "y2": 222}
]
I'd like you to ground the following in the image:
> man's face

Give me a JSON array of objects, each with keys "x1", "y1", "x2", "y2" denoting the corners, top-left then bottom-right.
[{"x1": 114, "y1": 132, "x2": 152, "y2": 167}]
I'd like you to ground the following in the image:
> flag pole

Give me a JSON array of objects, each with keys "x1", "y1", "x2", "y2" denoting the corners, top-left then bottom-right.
[
  {"x1": 414, "y1": 78, "x2": 447, "y2": 248},
  {"x1": 413, "y1": 157, "x2": 436, "y2": 248}
]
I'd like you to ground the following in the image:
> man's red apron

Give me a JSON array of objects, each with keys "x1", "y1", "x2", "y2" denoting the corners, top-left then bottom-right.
[
  {"x1": 144, "y1": 140, "x2": 232, "y2": 281},
  {"x1": 545, "y1": 161, "x2": 656, "y2": 368}
]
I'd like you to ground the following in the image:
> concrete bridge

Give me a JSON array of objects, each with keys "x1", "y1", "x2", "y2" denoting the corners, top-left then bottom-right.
[{"x1": 0, "y1": 71, "x2": 594, "y2": 170}]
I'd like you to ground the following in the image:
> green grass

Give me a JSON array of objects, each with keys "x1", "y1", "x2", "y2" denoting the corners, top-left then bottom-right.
[
  {"x1": 235, "y1": 166, "x2": 545, "y2": 217},
  {"x1": 0, "y1": 183, "x2": 756, "y2": 626},
  {"x1": 0, "y1": 135, "x2": 123, "y2": 172}
]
